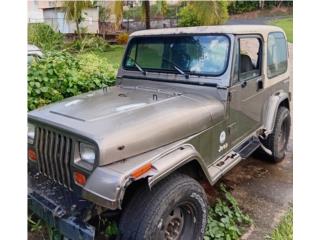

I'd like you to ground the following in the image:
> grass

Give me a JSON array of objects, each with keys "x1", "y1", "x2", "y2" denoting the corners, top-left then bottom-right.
[
  {"x1": 270, "y1": 17, "x2": 293, "y2": 43},
  {"x1": 266, "y1": 209, "x2": 293, "y2": 240},
  {"x1": 74, "y1": 45, "x2": 125, "y2": 72},
  {"x1": 90, "y1": 45, "x2": 125, "y2": 67}
]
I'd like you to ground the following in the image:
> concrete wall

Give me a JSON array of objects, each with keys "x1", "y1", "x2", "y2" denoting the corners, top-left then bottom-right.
[
  {"x1": 28, "y1": 0, "x2": 44, "y2": 22},
  {"x1": 43, "y1": 8, "x2": 99, "y2": 34}
]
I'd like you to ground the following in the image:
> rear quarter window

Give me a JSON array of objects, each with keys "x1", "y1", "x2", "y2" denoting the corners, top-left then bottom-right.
[{"x1": 267, "y1": 32, "x2": 288, "y2": 78}]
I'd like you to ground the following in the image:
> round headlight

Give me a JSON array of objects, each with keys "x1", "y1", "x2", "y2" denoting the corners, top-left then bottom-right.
[
  {"x1": 79, "y1": 143, "x2": 96, "y2": 165},
  {"x1": 28, "y1": 123, "x2": 35, "y2": 144}
]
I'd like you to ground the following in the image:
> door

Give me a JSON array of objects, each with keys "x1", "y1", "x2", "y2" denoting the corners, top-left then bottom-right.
[{"x1": 228, "y1": 35, "x2": 265, "y2": 147}]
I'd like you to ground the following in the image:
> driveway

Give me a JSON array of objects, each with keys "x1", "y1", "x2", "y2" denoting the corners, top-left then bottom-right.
[{"x1": 219, "y1": 43, "x2": 293, "y2": 239}]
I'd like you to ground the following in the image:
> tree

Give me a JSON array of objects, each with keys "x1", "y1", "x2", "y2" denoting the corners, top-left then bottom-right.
[
  {"x1": 141, "y1": 0, "x2": 151, "y2": 29},
  {"x1": 63, "y1": 1, "x2": 93, "y2": 38}
]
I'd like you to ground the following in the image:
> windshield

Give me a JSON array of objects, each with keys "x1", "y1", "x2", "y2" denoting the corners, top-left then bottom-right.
[{"x1": 123, "y1": 35, "x2": 230, "y2": 77}]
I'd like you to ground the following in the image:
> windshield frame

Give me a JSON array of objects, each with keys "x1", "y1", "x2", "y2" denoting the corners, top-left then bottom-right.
[{"x1": 121, "y1": 33, "x2": 232, "y2": 78}]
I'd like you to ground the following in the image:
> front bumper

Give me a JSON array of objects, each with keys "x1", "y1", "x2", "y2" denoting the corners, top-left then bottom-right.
[{"x1": 28, "y1": 171, "x2": 95, "y2": 240}]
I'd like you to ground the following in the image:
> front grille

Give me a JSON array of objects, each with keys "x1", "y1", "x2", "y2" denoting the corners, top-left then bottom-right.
[{"x1": 35, "y1": 127, "x2": 73, "y2": 190}]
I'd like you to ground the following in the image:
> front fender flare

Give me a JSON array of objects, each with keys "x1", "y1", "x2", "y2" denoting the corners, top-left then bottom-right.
[{"x1": 148, "y1": 144, "x2": 210, "y2": 188}]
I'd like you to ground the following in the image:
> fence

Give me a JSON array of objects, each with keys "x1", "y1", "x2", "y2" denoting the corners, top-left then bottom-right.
[{"x1": 28, "y1": 17, "x2": 178, "y2": 35}]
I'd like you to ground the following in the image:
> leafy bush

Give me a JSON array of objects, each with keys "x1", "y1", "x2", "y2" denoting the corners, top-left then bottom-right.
[
  {"x1": 177, "y1": 4, "x2": 201, "y2": 27},
  {"x1": 28, "y1": 51, "x2": 117, "y2": 110},
  {"x1": 116, "y1": 32, "x2": 129, "y2": 44},
  {"x1": 205, "y1": 185, "x2": 252, "y2": 240},
  {"x1": 65, "y1": 35, "x2": 111, "y2": 53},
  {"x1": 28, "y1": 23, "x2": 63, "y2": 51}
]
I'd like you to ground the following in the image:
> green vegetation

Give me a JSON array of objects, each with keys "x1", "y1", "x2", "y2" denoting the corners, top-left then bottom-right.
[
  {"x1": 27, "y1": 22, "x2": 125, "y2": 111},
  {"x1": 271, "y1": 17, "x2": 293, "y2": 43},
  {"x1": 28, "y1": 23, "x2": 63, "y2": 51},
  {"x1": 205, "y1": 185, "x2": 252, "y2": 240},
  {"x1": 266, "y1": 209, "x2": 293, "y2": 240},
  {"x1": 28, "y1": 51, "x2": 117, "y2": 110},
  {"x1": 178, "y1": 1, "x2": 229, "y2": 27}
]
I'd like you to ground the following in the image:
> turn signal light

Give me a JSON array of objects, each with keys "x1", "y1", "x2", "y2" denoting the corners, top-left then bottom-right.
[
  {"x1": 74, "y1": 172, "x2": 87, "y2": 186},
  {"x1": 131, "y1": 163, "x2": 152, "y2": 179},
  {"x1": 28, "y1": 148, "x2": 37, "y2": 161}
]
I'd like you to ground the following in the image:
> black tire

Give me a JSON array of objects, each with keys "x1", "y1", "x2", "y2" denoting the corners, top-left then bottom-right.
[
  {"x1": 264, "y1": 106, "x2": 291, "y2": 162},
  {"x1": 119, "y1": 173, "x2": 208, "y2": 240}
]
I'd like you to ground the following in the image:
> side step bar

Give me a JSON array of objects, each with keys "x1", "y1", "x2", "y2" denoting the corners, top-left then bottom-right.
[
  {"x1": 208, "y1": 136, "x2": 261, "y2": 185},
  {"x1": 234, "y1": 136, "x2": 261, "y2": 159}
]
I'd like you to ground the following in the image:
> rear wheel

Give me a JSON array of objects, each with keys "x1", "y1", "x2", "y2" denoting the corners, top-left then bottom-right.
[
  {"x1": 119, "y1": 173, "x2": 208, "y2": 240},
  {"x1": 264, "y1": 106, "x2": 291, "y2": 162}
]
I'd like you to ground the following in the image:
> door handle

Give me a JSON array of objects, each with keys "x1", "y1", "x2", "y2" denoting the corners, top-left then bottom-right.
[{"x1": 241, "y1": 81, "x2": 247, "y2": 88}]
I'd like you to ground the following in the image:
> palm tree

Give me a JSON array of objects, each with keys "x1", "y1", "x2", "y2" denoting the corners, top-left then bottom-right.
[
  {"x1": 155, "y1": 0, "x2": 168, "y2": 18},
  {"x1": 189, "y1": 1, "x2": 229, "y2": 25},
  {"x1": 113, "y1": 1, "x2": 123, "y2": 31},
  {"x1": 63, "y1": 1, "x2": 93, "y2": 38},
  {"x1": 141, "y1": 0, "x2": 151, "y2": 29}
]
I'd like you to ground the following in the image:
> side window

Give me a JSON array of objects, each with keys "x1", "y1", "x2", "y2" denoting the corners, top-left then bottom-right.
[
  {"x1": 267, "y1": 32, "x2": 287, "y2": 78},
  {"x1": 239, "y1": 38, "x2": 262, "y2": 81}
]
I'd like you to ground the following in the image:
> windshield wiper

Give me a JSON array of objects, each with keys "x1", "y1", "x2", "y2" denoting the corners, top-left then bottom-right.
[
  {"x1": 128, "y1": 57, "x2": 146, "y2": 75},
  {"x1": 162, "y1": 58, "x2": 189, "y2": 79}
]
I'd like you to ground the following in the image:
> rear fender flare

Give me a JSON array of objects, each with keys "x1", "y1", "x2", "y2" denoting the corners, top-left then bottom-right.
[{"x1": 262, "y1": 91, "x2": 290, "y2": 135}]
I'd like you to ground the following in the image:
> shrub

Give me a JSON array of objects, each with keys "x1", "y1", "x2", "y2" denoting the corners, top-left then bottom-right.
[
  {"x1": 28, "y1": 23, "x2": 63, "y2": 51},
  {"x1": 28, "y1": 51, "x2": 117, "y2": 110},
  {"x1": 65, "y1": 35, "x2": 111, "y2": 53},
  {"x1": 228, "y1": 1, "x2": 259, "y2": 15},
  {"x1": 116, "y1": 32, "x2": 129, "y2": 45},
  {"x1": 228, "y1": 1, "x2": 293, "y2": 15}
]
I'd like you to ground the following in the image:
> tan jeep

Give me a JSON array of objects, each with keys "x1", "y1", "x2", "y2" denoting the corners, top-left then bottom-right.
[{"x1": 28, "y1": 25, "x2": 291, "y2": 240}]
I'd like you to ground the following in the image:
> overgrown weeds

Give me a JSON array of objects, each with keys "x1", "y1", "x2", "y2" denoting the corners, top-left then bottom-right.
[
  {"x1": 204, "y1": 184, "x2": 252, "y2": 240},
  {"x1": 64, "y1": 35, "x2": 112, "y2": 53},
  {"x1": 28, "y1": 23, "x2": 63, "y2": 51},
  {"x1": 265, "y1": 208, "x2": 293, "y2": 240}
]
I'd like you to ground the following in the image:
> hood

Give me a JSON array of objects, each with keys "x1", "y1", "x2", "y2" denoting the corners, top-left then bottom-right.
[{"x1": 29, "y1": 84, "x2": 225, "y2": 165}]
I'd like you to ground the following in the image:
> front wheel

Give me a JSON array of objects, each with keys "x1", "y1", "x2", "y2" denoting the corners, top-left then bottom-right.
[{"x1": 119, "y1": 173, "x2": 208, "y2": 240}]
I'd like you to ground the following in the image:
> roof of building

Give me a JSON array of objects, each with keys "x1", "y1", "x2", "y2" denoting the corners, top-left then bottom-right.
[{"x1": 130, "y1": 25, "x2": 285, "y2": 39}]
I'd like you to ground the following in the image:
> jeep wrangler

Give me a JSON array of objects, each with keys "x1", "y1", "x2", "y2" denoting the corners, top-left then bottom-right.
[{"x1": 28, "y1": 25, "x2": 291, "y2": 240}]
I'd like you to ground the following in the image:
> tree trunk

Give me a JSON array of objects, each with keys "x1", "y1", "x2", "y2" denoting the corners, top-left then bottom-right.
[
  {"x1": 143, "y1": 0, "x2": 151, "y2": 29},
  {"x1": 76, "y1": 20, "x2": 81, "y2": 39}
]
